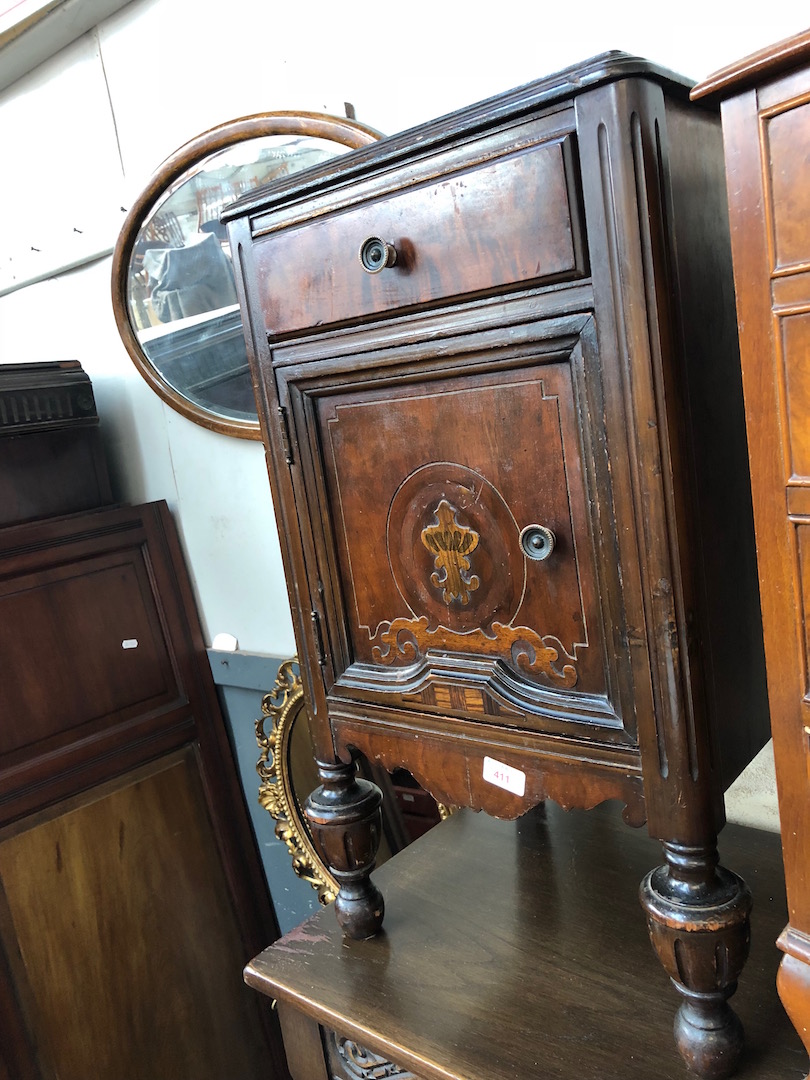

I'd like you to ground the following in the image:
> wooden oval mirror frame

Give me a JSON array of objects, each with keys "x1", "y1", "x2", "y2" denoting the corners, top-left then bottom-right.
[{"x1": 111, "y1": 112, "x2": 381, "y2": 439}]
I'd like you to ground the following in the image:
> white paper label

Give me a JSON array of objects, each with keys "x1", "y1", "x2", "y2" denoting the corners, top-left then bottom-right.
[
  {"x1": 122, "y1": 639, "x2": 139, "y2": 650},
  {"x1": 482, "y1": 756, "x2": 526, "y2": 797}
]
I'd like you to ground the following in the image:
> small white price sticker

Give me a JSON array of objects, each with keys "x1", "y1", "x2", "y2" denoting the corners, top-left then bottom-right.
[{"x1": 482, "y1": 756, "x2": 526, "y2": 797}]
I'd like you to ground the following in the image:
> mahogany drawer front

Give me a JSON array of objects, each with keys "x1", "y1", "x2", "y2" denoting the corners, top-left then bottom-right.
[{"x1": 252, "y1": 134, "x2": 586, "y2": 336}]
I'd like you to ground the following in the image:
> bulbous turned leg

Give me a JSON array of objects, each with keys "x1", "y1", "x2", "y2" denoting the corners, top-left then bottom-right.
[
  {"x1": 640, "y1": 841, "x2": 752, "y2": 1079},
  {"x1": 304, "y1": 759, "x2": 385, "y2": 939}
]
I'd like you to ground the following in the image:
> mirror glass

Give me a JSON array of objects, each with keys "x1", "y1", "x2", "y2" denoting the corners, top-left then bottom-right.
[{"x1": 113, "y1": 116, "x2": 380, "y2": 438}]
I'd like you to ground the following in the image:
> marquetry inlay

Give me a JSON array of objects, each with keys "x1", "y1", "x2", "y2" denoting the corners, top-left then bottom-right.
[{"x1": 420, "y1": 499, "x2": 480, "y2": 606}]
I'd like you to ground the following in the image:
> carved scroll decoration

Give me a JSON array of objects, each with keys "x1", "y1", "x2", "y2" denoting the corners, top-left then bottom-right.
[
  {"x1": 255, "y1": 658, "x2": 338, "y2": 905},
  {"x1": 421, "y1": 499, "x2": 480, "y2": 605},
  {"x1": 329, "y1": 1033, "x2": 416, "y2": 1079},
  {"x1": 380, "y1": 466, "x2": 581, "y2": 687},
  {"x1": 370, "y1": 617, "x2": 578, "y2": 688}
]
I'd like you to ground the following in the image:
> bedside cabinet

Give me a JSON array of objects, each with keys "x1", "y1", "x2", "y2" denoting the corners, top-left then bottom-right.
[
  {"x1": 692, "y1": 27, "x2": 810, "y2": 1071},
  {"x1": 225, "y1": 52, "x2": 769, "y2": 1078}
]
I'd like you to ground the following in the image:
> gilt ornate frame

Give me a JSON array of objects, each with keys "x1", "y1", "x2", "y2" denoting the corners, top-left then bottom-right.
[{"x1": 255, "y1": 658, "x2": 338, "y2": 905}]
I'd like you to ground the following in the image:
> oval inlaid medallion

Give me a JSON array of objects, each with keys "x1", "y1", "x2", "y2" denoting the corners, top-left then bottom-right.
[{"x1": 387, "y1": 462, "x2": 525, "y2": 634}]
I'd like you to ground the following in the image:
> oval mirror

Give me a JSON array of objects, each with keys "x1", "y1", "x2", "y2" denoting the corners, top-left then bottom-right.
[{"x1": 112, "y1": 113, "x2": 381, "y2": 438}]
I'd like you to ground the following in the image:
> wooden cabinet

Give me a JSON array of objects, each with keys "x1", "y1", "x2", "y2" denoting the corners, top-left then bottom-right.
[
  {"x1": 0, "y1": 501, "x2": 290, "y2": 1080},
  {"x1": 225, "y1": 51, "x2": 769, "y2": 1077},
  {"x1": 692, "y1": 28, "x2": 810, "y2": 1071}
]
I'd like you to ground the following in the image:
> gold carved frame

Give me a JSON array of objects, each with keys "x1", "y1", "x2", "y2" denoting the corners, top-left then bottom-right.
[
  {"x1": 256, "y1": 659, "x2": 455, "y2": 904},
  {"x1": 255, "y1": 658, "x2": 338, "y2": 905}
]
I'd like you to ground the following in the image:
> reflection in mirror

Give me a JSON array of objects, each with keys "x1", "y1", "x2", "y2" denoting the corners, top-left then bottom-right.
[
  {"x1": 256, "y1": 659, "x2": 451, "y2": 904},
  {"x1": 112, "y1": 115, "x2": 381, "y2": 438}
]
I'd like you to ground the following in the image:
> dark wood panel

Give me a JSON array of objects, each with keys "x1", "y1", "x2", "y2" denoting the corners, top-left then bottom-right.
[
  {"x1": 0, "y1": 554, "x2": 175, "y2": 755},
  {"x1": 0, "y1": 429, "x2": 111, "y2": 527},
  {"x1": 0, "y1": 751, "x2": 268, "y2": 1080},
  {"x1": 0, "y1": 361, "x2": 111, "y2": 528},
  {"x1": 0, "y1": 501, "x2": 290, "y2": 1079}
]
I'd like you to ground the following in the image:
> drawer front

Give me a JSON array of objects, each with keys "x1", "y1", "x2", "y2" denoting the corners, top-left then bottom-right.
[{"x1": 253, "y1": 134, "x2": 586, "y2": 336}]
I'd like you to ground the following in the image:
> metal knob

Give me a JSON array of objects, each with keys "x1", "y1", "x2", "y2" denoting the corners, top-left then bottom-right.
[
  {"x1": 519, "y1": 524, "x2": 556, "y2": 561},
  {"x1": 359, "y1": 236, "x2": 397, "y2": 273}
]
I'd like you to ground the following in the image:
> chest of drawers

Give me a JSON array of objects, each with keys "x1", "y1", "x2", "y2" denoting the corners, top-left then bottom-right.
[
  {"x1": 692, "y1": 27, "x2": 810, "y2": 1071},
  {"x1": 225, "y1": 52, "x2": 769, "y2": 1078}
]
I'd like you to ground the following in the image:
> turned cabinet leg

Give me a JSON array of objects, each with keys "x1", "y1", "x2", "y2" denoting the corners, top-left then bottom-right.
[
  {"x1": 640, "y1": 840, "x2": 752, "y2": 1080},
  {"x1": 304, "y1": 759, "x2": 385, "y2": 939},
  {"x1": 776, "y1": 948, "x2": 810, "y2": 1076}
]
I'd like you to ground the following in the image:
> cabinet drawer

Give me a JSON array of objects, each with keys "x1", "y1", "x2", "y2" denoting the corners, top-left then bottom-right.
[{"x1": 252, "y1": 134, "x2": 586, "y2": 336}]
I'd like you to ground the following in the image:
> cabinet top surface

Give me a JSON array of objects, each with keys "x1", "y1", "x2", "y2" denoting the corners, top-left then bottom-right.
[
  {"x1": 246, "y1": 805, "x2": 801, "y2": 1080},
  {"x1": 691, "y1": 27, "x2": 810, "y2": 100},
  {"x1": 222, "y1": 50, "x2": 696, "y2": 225}
]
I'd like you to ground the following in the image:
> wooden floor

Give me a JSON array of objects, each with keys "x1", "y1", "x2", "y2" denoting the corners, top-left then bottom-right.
[{"x1": 248, "y1": 802, "x2": 808, "y2": 1080}]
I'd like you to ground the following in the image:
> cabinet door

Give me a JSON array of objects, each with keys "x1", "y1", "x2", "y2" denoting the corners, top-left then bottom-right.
[{"x1": 273, "y1": 306, "x2": 645, "y2": 815}]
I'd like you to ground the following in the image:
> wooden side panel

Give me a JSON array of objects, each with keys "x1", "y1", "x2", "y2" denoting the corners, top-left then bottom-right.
[
  {"x1": 0, "y1": 751, "x2": 268, "y2": 1080},
  {"x1": 277, "y1": 1006, "x2": 330, "y2": 1080},
  {"x1": 721, "y1": 73, "x2": 810, "y2": 931}
]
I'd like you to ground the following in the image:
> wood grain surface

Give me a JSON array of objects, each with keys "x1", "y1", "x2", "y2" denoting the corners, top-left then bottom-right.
[{"x1": 248, "y1": 804, "x2": 807, "y2": 1080}]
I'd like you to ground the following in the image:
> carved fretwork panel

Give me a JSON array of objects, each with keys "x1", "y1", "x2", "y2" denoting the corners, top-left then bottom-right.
[{"x1": 326, "y1": 1031, "x2": 418, "y2": 1080}]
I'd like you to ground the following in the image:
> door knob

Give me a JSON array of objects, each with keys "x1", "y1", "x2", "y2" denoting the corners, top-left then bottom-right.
[
  {"x1": 519, "y1": 524, "x2": 556, "y2": 561},
  {"x1": 359, "y1": 236, "x2": 397, "y2": 273}
]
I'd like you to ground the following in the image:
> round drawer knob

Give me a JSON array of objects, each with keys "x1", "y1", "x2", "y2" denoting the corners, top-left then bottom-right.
[
  {"x1": 519, "y1": 524, "x2": 556, "y2": 561},
  {"x1": 359, "y1": 236, "x2": 397, "y2": 274}
]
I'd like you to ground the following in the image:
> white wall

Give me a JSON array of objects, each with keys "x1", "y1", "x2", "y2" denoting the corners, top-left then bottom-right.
[{"x1": 0, "y1": 0, "x2": 807, "y2": 656}]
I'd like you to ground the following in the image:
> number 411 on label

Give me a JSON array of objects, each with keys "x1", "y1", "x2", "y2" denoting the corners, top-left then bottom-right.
[{"x1": 482, "y1": 756, "x2": 526, "y2": 797}]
